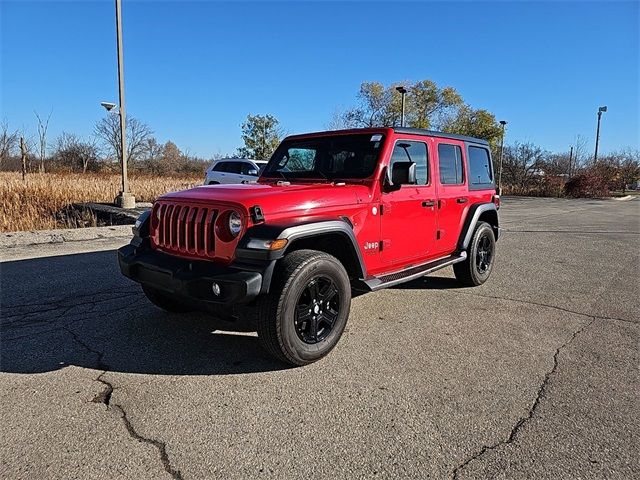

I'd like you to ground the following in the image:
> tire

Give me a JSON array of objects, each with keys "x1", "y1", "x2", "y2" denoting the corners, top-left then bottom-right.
[
  {"x1": 141, "y1": 285, "x2": 192, "y2": 313},
  {"x1": 256, "y1": 249, "x2": 351, "y2": 366},
  {"x1": 453, "y1": 221, "x2": 496, "y2": 287}
]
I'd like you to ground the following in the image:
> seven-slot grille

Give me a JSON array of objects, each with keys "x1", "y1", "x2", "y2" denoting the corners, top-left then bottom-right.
[{"x1": 153, "y1": 203, "x2": 218, "y2": 257}]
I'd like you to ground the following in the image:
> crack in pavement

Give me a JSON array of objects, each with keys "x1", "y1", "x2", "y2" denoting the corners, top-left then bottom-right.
[
  {"x1": 2, "y1": 295, "x2": 148, "y2": 338},
  {"x1": 453, "y1": 291, "x2": 636, "y2": 325},
  {"x1": 450, "y1": 317, "x2": 596, "y2": 480},
  {"x1": 2, "y1": 290, "x2": 142, "y2": 320},
  {"x1": 501, "y1": 229, "x2": 639, "y2": 235},
  {"x1": 112, "y1": 404, "x2": 184, "y2": 480},
  {"x1": 64, "y1": 326, "x2": 184, "y2": 480}
]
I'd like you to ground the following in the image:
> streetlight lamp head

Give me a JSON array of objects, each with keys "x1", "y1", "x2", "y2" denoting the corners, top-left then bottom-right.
[
  {"x1": 396, "y1": 86, "x2": 407, "y2": 94},
  {"x1": 499, "y1": 120, "x2": 507, "y2": 126},
  {"x1": 599, "y1": 106, "x2": 607, "y2": 113},
  {"x1": 100, "y1": 102, "x2": 117, "y2": 112}
]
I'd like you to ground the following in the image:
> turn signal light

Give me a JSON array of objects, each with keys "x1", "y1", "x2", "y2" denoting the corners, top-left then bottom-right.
[
  {"x1": 268, "y1": 239, "x2": 288, "y2": 250},
  {"x1": 246, "y1": 238, "x2": 289, "y2": 250}
]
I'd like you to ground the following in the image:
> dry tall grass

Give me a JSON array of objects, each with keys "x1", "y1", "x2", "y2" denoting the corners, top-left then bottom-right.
[{"x1": 1, "y1": 172, "x2": 202, "y2": 232}]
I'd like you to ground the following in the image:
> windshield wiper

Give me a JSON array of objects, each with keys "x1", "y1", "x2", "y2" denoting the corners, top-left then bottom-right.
[{"x1": 312, "y1": 169, "x2": 331, "y2": 182}]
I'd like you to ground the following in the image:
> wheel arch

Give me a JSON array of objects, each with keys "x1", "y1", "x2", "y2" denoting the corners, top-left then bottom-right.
[
  {"x1": 236, "y1": 219, "x2": 367, "y2": 291},
  {"x1": 457, "y1": 203, "x2": 499, "y2": 251}
]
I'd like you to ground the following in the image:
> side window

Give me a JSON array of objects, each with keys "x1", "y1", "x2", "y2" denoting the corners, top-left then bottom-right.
[
  {"x1": 390, "y1": 141, "x2": 428, "y2": 185},
  {"x1": 213, "y1": 162, "x2": 228, "y2": 172},
  {"x1": 226, "y1": 162, "x2": 242, "y2": 174},
  {"x1": 241, "y1": 163, "x2": 258, "y2": 175},
  {"x1": 468, "y1": 146, "x2": 493, "y2": 187},
  {"x1": 438, "y1": 144, "x2": 464, "y2": 184}
]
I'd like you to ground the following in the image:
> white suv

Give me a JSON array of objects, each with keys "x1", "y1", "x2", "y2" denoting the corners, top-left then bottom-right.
[{"x1": 204, "y1": 158, "x2": 268, "y2": 185}]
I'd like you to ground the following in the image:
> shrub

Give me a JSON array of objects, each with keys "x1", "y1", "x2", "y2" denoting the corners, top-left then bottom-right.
[{"x1": 564, "y1": 171, "x2": 609, "y2": 198}]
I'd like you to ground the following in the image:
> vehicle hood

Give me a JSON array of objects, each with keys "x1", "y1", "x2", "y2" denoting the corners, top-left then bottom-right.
[{"x1": 160, "y1": 182, "x2": 371, "y2": 218}]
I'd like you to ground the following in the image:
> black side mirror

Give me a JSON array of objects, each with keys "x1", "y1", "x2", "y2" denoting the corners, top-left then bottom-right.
[
  {"x1": 383, "y1": 162, "x2": 416, "y2": 192},
  {"x1": 392, "y1": 161, "x2": 416, "y2": 184}
]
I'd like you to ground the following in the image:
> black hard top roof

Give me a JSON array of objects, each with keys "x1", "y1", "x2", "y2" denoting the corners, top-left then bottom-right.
[
  {"x1": 285, "y1": 127, "x2": 490, "y2": 146},
  {"x1": 393, "y1": 127, "x2": 489, "y2": 146}
]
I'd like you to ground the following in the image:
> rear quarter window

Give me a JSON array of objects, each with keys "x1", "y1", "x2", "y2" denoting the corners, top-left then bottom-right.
[
  {"x1": 467, "y1": 146, "x2": 493, "y2": 189},
  {"x1": 213, "y1": 162, "x2": 228, "y2": 172}
]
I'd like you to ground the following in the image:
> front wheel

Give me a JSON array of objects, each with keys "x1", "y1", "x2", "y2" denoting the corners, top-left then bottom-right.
[
  {"x1": 453, "y1": 221, "x2": 496, "y2": 287},
  {"x1": 256, "y1": 249, "x2": 351, "y2": 366}
]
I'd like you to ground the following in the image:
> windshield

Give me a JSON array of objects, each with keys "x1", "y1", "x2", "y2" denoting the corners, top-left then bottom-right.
[{"x1": 261, "y1": 133, "x2": 385, "y2": 180}]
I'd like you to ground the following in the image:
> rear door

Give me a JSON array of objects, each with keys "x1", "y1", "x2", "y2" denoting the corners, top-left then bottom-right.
[
  {"x1": 239, "y1": 162, "x2": 260, "y2": 183},
  {"x1": 222, "y1": 161, "x2": 243, "y2": 184},
  {"x1": 433, "y1": 139, "x2": 469, "y2": 256},
  {"x1": 380, "y1": 138, "x2": 438, "y2": 267}
]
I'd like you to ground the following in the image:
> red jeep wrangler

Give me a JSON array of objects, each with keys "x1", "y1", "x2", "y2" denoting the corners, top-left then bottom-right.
[{"x1": 118, "y1": 128, "x2": 499, "y2": 365}]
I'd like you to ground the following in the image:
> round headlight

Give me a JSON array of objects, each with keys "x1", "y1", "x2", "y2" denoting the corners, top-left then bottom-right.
[{"x1": 228, "y1": 211, "x2": 242, "y2": 237}]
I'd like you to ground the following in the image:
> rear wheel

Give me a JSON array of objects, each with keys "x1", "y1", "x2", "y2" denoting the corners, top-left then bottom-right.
[
  {"x1": 453, "y1": 221, "x2": 496, "y2": 286},
  {"x1": 256, "y1": 249, "x2": 351, "y2": 366},
  {"x1": 142, "y1": 285, "x2": 192, "y2": 313}
]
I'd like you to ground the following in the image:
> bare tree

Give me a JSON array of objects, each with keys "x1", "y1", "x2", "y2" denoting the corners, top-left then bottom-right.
[
  {"x1": 0, "y1": 120, "x2": 19, "y2": 169},
  {"x1": 619, "y1": 151, "x2": 640, "y2": 193},
  {"x1": 573, "y1": 134, "x2": 589, "y2": 171},
  {"x1": 94, "y1": 113, "x2": 152, "y2": 166},
  {"x1": 20, "y1": 136, "x2": 30, "y2": 180},
  {"x1": 34, "y1": 110, "x2": 52, "y2": 173},
  {"x1": 502, "y1": 142, "x2": 549, "y2": 191},
  {"x1": 54, "y1": 132, "x2": 99, "y2": 173}
]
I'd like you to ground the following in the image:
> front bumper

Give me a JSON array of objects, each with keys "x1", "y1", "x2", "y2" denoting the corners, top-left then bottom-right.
[{"x1": 118, "y1": 244, "x2": 265, "y2": 305}]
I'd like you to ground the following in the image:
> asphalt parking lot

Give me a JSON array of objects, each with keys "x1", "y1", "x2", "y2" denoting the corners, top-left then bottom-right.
[{"x1": 1, "y1": 197, "x2": 638, "y2": 479}]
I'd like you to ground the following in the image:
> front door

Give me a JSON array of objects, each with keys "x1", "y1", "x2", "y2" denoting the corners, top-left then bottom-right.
[{"x1": 380, "y1": 139, "x2": 437, "y2": 267}]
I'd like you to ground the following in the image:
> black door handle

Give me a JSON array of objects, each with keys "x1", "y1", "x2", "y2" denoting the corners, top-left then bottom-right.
[
  {"x1": 456, "y1": 197, "x2": 468, "y2": 204},
  {"x1": 422, "y1": 200, "x2": 435, "y2": 207}
]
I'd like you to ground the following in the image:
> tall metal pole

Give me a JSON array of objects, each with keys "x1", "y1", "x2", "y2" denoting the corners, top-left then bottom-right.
[
  {"x1": 115, "y1": 0, "x2": 132, "y2": 207},
  {"x1": 568, "y1": 145, "x2": 573, "y2": 178},
  {"x1": 396, "y1": 86, "x2": 407, "y2": 127},
  {"x1": 594, "y1": 110, "x2": 602, "y2": 162},
  {"x1": 498, "y1": 120, "x2": 507, "y2": 195},
  {"x1": 593, "y1": 106, "x2": 607, "y2": 163}
]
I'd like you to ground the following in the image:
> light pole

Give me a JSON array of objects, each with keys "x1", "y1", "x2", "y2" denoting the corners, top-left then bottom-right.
[
  {"x1": 593, "y1": 105, "x2": 607, "y2": 162},
  {"x1": 498, "y1": 120, "x2": 507, "y2": 195},
  {"x1": 568, "y1": 145, "x2": 574, "y2": 178},
  {"x1": 396, "y1": 86, "x2": 407, "y2": 127},
  {"x1": 112, "y1": 0, "x2": 134, "y2": 208}
]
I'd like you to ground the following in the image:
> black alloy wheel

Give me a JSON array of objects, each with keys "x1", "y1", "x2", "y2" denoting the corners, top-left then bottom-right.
[
  {"x1": 475, "y1": 233, "x2": 493, "y2": 274},
  {"x1": 453, "y1": 221, "x2": 496, "y2": 287},
  {"x1": 294, "y1": 276, "x2": 340, "y2": 344},
  {"x1": 255, "y1": 249, "x2": 351, "y2": 366}
]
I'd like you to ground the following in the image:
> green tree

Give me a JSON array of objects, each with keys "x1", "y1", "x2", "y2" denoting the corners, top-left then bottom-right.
[
  {"x1": 339, "y1": 80, "x2": 464, "y2": 130},
  {"x1": 408, "y1": 80, "x2": 463, "y2": 129},
  {"x1": 237, "y1": 114, "x2": 282, "y2": 160},
  {"x1": 442, "y1": 106, "x2": 503, "y2": 148}
]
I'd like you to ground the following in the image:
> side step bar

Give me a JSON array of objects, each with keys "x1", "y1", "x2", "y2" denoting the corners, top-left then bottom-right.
[{"x1": 364, "y1": 252, "x2": 467, "y2": 291}]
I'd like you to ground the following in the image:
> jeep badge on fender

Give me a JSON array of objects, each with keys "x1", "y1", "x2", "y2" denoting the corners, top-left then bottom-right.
[{"x1": 118, "y1": 127, "x2": 500, "y2": 366}]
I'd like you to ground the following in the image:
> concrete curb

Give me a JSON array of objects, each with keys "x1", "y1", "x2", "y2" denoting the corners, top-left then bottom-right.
[{"x1": 0, "y1": 225, "x2": 133, "y2": 249}]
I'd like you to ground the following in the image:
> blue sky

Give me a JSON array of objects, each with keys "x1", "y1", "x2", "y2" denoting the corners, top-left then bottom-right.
[{"x1": 1, "y1": 1, "x2": 638, "y2": 158}]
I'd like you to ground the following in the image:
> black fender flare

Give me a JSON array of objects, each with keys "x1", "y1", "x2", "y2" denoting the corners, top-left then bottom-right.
[
  {"x1": 457, "y1": 203, "x2": 499, "y2": 251},
  {"x1": 236, "y1": 219, "x2": 367, "y2": 281}
]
